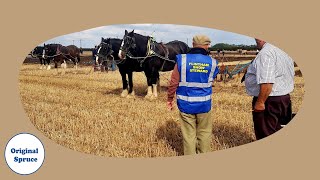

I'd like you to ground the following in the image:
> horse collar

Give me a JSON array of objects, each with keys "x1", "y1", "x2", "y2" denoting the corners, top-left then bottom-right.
[
  {"x1": 147, "y1": 38, "x2": 155, "y2": 56},
  {"x1": 57, "y1": 45, "x2": 61, "y2": 54},
  {"x1": 159, "y1": 43, "x2": 169, "y2": 59}
]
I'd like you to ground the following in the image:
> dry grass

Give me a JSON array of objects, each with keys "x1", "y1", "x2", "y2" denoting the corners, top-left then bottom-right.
[
  {"x1": 217, "y1": 60, "x2": 252, "y2": 66},
  {"x1": 80, "y1": 51, "x2": 93, "y2": 57},
  {"x1": 19, "y1": 64, "x2": 305, "y2": 158}
]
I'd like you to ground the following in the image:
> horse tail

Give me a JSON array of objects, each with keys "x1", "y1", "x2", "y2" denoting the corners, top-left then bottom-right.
[
  {"x1": 77, "y1": 54, "x2": 81, "y2": 63},
  {"x1": 80, "y1": 48, "x2": 83, "y2": 54},
  {"x1": 77, "y1": 47, "x2": 81, "y2": 63}
]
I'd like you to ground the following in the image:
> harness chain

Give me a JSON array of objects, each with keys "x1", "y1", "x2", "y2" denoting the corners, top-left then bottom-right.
[
  {"x1": 97, "y1": 41, "x2": 127, "y2": 66},
  {"x1": 45, "y1": 45, "x2": 78, "y2": 62},
  {"x1": 124, "y1": 38, "x2": 177, "y2": 67},
  {"x1": 99, "y1": 55, "x2": 125, "y2": 66},
  {"x1": 97, "y1": 51, "x2": 126, "y2": 66}
]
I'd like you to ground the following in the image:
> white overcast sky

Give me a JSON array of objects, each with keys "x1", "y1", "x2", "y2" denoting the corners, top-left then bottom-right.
[{"x1": 42, "y1": 24, "x2": 256, "y2": 48}]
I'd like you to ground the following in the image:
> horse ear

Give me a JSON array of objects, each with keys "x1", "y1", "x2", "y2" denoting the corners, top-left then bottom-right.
[
  {"x1": 132, "y1": 30, "x2": 134, "y2": 33},
  {"x1": 125, "y1": 30, "x2": 128, "y2": 35}
]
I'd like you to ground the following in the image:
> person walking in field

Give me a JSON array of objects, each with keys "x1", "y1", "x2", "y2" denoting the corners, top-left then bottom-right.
[
  {"x1": 244, "y1": 38, "x2": 295, "y2": 140},
  {"x1": 92, "y1": 45, "x2": 100, "y2": 71},
  {"x1": 92, "y1": 45, "x2": 98, "y2": 61},
  {"x1": 167, "y1": 35, "x2": 219, "y2": 155}
]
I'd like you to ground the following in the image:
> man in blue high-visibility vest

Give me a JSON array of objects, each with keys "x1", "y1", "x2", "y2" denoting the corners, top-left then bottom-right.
[{"x1": 167, "y1": 35, "x2": 219, "y2": 155}]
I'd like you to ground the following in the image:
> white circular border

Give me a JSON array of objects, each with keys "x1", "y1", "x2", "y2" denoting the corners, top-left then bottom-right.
[{"x1": 4, "y1": 133, "x2": 45, "y2": 175}]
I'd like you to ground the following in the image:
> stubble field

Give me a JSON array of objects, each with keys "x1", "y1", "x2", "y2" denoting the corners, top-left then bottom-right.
[{"x1": 18, "y1": 63, "x2": 305, "y2": 158}]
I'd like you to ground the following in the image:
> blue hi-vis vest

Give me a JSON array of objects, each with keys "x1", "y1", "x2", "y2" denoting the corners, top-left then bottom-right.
[{"x1": 176, "y1": 54, "x2": 218, "y2": 114}]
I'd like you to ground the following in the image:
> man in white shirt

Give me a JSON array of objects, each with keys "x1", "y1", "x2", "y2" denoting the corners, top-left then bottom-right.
[{"x1": 245, "y1": 38, "x2": 295, "y2": 140}]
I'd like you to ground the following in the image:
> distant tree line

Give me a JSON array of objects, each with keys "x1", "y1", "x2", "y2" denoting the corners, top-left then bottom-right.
[
  {"x1": 209, "y1": 43, "x2": 257, "y2": 51},
  {"x1": 81, "y1": 47, "x2": 94, "y2": 51}
]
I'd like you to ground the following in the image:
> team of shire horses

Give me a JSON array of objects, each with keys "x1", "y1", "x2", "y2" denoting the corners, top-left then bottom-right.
[{"x1": 31, "y1": 30, "x2": 190, "y2": 99}]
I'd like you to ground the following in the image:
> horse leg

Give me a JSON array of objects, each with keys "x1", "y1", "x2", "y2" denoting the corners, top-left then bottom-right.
[
  {"x1": 53, "y1": 58, "x2": 59, "y2": 74},
  {"x1": 46, "y1": 63, "x2": 51, "y2": 70},
  {"x1": 144, "y1": 69, "x2": 153, "y2": 99},
  {"x1": 63, "y1": 60, "x2": 68, "y2": 69},
  {"x1": 54, "y1": 59, "x2": 58, "y2": 68},
  {"x1": 61, "y1": 60, "x2": 67, "y2": 75},
  {"x1": 75, "y1": 61, "x2": 78, "y2": 70},
  {"x1": 105, "y1": 61, "x2": 109, "y2": 73},
  {"x1": 39, "y1": 58, "x2": 43, "y2": 69},
  {"x1": 42, "y1": 58, "x2": 46, "y2": 69},
  {"x1": 120, "y1": 70, "x2": 128, "y2": 97},
  {"x1": 46, "y1": 58, "x2": 51, "y2": 70},
  {"x1": 73, "y1": 57, "x2": 78, "y2": 70},
  {"x1": 43, "y1": 58, "x2": 47, "y2": 69},
  {"x1": 127, "y1": 71, "x2": 135, "y2": 98},
  {"x1": 156, "y1": 71, "x2": 161, "y2": 94},
  {"x1": 151, "y1": 68, "x2": 158, "y2": 99},
  {"x1": 76, "y1": 55, "x2": 80, "y2": 70},
  {"x1": 71, "y1": 57, "x2": 78, "y2": 74}
]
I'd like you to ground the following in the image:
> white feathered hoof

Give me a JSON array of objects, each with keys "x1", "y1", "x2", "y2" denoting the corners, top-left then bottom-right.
[
  {"x1": 61, "y1": 63, "x2": 67, "y2": 69},
  {"x1": 120, "y1": 89, "x2": 128, "y2": 98},
  {"x1": 148, "y1": 94, "x2": 157, "y2": 101},
  {"x1": 144, "y1": 93, "x2": 152, "y2": 99},
  {"x1": 145, "y1": 94, "x2": 157, "y2": 101},
  {"x1": 126, "y1": 90, "x2": 135, "y2": 99},
  {"x1": 151, "y1": 92, "x2": 158, "y2": 101},
  {"x1": 46, "y1": 65, "x2": 51, "y2": 70},
  {"x1": 145, "y1": 86, "x2": 153, "y2": 99},
  {"x1": 152, "y1": 84, "x2": 158, "y2": 98},
  {"x1": 126, "y1": 94, "x2": 135, "y2": 99}
]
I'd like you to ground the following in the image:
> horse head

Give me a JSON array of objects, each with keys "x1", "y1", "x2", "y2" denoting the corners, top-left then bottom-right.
[
  {"x1": 43, "y1": 44, "x2": 58, "y2": 59},
  {"x1": 30, "y1": 46, "x2": 43, "y2": 58},
  {"x1": 99, "y1": 38, "x2": 114, "y2": 58},
  {"x1": 42, "y1": 44, "x2": 48, "y2": 59},
  {"x1": 95, "y1": 38, "x2": 114, "y2": 66},
  {"x1": 118, "y1": 30, "x2": 136, "y2": 59}
]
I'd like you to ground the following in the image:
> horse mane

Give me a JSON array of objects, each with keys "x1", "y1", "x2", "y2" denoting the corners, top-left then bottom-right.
[
  {"x1": 108, "y1": 38, "x2": 122, "y2": 44},
  {"x1": 47, "y1": 43, "x2": 62, "y2": 46},
  {"x1": 132, "y1": 32, "x2": 149, "y2": 41},
  {"x1": 167, "y1": 40, "x2": 181, "y2": 43},
  {"x1": 46, "y1": 44, "x2": 63, "y2": 50},
  {"x1": 102, "y1": 38, "x2": 121, "y2": 45}
]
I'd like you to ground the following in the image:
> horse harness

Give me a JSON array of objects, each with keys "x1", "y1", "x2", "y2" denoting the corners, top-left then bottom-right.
[
  {"x1": 30, "y1": 50, "x2": 42, "y2": 59},
  {"x1": 45, "y1": 45, "x2": 78, "y2": 62},
  {"x1": 97, "y1": 41, "x2": 125, "y2": 66},
  {"x1": 124, "y1": 37, "x2": 176, "y2": 69}
]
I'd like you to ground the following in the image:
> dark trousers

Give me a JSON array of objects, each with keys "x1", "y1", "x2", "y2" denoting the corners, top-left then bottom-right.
[{"x1": 252, "y1": 94, "x2": 292, "y2": 140}]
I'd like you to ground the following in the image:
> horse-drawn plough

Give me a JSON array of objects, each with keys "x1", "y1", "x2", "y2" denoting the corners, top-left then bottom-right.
[{"x1": 214, "y1": 53, "x2": 252, "y2": 83}]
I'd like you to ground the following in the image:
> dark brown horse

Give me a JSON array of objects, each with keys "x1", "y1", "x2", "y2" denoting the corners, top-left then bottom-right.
[
  {"x1": 43, "y1": 44, "x2": 81, "y2": 69},
  {"x1": 30, "y1": 46, "x2": 52, "y2": 69},
  {"x1": 96, "y1": 38, "x2": 144, "y2": 98},
  {"x1": 118, "y1": 30, "x2": 190, "y2": 99}
]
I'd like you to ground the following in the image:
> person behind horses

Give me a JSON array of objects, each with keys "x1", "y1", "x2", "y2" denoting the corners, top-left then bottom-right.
[
  {"x1": 92, "y1": 45, "x2": 98, "y2": 65},
  {"x1": 167, "y1": 35, "x2": 219, "y2": 155}
]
